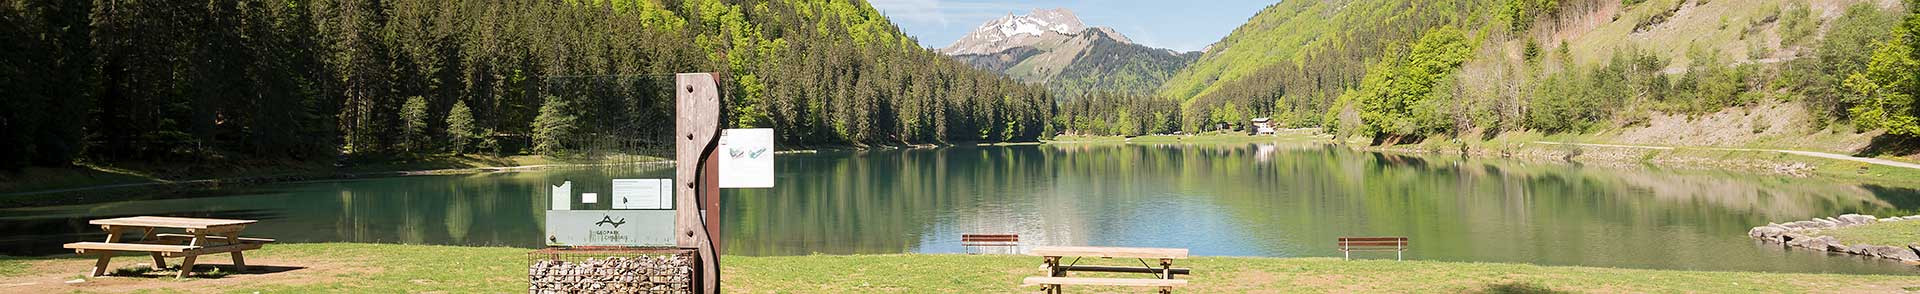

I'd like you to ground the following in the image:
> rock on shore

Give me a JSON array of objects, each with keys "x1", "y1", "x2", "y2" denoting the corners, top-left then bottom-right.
[{"x1": 1749, "y1": 214, "x2": 1920, "y2": 264}]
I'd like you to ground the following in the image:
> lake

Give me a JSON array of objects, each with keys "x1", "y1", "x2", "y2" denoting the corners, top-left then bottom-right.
[{"x1": 5, "y1": 142, "x2": 1919, "y2": 275}]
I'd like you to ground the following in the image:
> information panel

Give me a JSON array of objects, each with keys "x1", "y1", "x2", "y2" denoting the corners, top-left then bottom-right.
[
  {"x1": 544, "y1": 210, "x2": 676, "y2": 247},
  {"x1": 611, "y1": 179, "x2": 671, "y2": 209},
  {"x1": 718, "y1": 128, "x2": 775, "y2": 188},
  {"x1": 549, "y1": 181, "x2": 572, "y2": 210}
]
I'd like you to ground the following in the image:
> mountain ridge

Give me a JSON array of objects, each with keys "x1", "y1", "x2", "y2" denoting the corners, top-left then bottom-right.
[{"x1": 942, "y1": 8, "x2": 1195, "y2": 98}]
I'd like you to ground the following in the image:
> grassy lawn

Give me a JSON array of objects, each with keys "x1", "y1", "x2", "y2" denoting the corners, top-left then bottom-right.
[
  {"x1": 1824, "y1": 220, "x2": 1920, "y2": 247},
  {"x1": 9, "y1": 243, "x2": 1910, "y2": 293},
  {"x1": 0, "y1": 257, "x2": 28, "y2": 278},
  {"x1": 728, "y1": 254, "x2": 1917, "y2": 293}
]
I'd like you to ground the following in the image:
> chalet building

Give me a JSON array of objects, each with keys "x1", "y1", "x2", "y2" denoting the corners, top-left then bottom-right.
[{"x1": 1249, "y1": 118, "x2": 1275, "y2": 135}]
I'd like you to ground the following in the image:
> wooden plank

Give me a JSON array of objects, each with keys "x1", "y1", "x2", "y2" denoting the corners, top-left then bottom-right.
[
  {"x1": 1028, "y1": 246, "x2": 1189, "y2": 259},
  {"x1": 91, "y1": 216, "x2": 256, "y2": 229},
  {"x1": 1340, "y1": 248, "x2": 1410, "y2": 252},
  {"x1": 1338, "y1": 237, "x2": 1408, "y2": 242},
  {"x1": 91, "y1": 254, "x2": 110, "y2": 277},
  {"x1": 142, "y1": 228, "x2": 166, "y2": 268},
  {"x1": 1339, "y1": 241, "x2": 1410, "y2": 247},
  {"x1": 178, "y1": 255, "x2": 197, "y2": 278},
  {"x1": 961, "y1": 234, "x2": 1019, "y2": 242},
  {"x1": 169, "y1": 243, "x2": 264, "y2": 257},
  {"x1": 962, "y1": 237, "x2": 1020, "y2": 241},
  {"x1": 154, "y1": 234, "x2": 276, "y2": 243},
  {"x1": 676, "y1": 72, "x2": 721, "y2": 293},
  {"x1": 962, "y1": 242, "x2": 1019, "y2": 246},
  {"x1": 1022, "y1": 276, "x2": 1187, "y2": 287},
  {"x1": 1058, "y1": 265, "x2": 1192, "y2": 275},
  {"x1": 65, "y1": 242, "x2": 199, "y2": 253}
]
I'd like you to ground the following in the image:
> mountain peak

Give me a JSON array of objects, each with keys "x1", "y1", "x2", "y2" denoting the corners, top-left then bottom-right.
[{"x1": 940, "y1": 8, "x2": 1086, "y2": 55}]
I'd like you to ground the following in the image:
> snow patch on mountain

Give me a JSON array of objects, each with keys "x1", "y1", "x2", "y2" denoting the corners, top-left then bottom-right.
[{"x1": 941, "y1": 8, "x2": 1086, "y2": 55}]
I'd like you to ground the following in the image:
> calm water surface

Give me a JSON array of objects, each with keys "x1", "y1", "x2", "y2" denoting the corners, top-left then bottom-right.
[{"x1": 6, "y1": 143, "x2": 1920, "y2": 275}]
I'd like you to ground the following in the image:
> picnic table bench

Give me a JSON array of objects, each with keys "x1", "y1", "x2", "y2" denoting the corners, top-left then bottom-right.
[
  {"x1": 63, "y1": 216, "x2": 274, "y2": 278},
  {"x1": 1024, "y1": 246, "x2": 1191, "y2": 293},
  {"x1": 1338, "y1": 236, "x2": 1409, "y2": 260}
]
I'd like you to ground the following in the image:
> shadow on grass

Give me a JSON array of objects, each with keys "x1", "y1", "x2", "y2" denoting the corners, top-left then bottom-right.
[
  {"x1": 1475, "y1": 281, "x2": 1568, "y2": 294},
  {"x1": 1855, "y1": 135, "x2": 1920, "y2": 159},
  {"x1": 106, "y1": 264, "x2": 305, "y2": 280}
]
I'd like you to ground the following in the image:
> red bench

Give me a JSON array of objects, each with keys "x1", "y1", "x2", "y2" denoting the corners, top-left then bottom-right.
[
  {"x1": 1338, "y1": 237, "x2": 1409, "y2": 260},
  {"x1": 961, "y1": 234, "x2": 1019, "y2": 254}
]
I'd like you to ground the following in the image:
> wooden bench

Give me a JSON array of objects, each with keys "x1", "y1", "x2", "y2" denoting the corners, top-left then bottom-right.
[
  {"x1": 64, "y1": 216, "x2": 269, "y2": 278},
  {"x1": 961, "y1": 234, "x2": 1019, "y2": 254},
  {"x1": 65, "y1": 242, "x2": 199, "y2": 254},
  {"x1": 1023, "y1": 276, "x2": 1186, "y2": 294},
  {"x1": 1338, "y1": 236, "x2": 1409, "y2": 260},
  {"x1": 1027, "y1": 246, "x2": 1192, "y2": 293}
]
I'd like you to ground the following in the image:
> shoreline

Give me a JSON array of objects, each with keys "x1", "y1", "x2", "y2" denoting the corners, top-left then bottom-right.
[
  {"x1": 1750, "y1": 214, "x2": 1920, "y2": 265},
  {"x1": 0, "y1": 140, "x2": 1022, "y2": 204},
  {"x1": 1355, "y1": 136, "x2": 1920, "y2": 187},
  {"x1": 4, "y1": 243, "x2": 1914, "y2": 293},
  {"x1": 13, "y1": 131, "x2": 1920, "y2": 207}
]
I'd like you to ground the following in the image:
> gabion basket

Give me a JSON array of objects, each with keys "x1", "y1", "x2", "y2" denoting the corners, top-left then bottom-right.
[{"x1": 527, "y1": 247, "x2": 695, "y2": 294}]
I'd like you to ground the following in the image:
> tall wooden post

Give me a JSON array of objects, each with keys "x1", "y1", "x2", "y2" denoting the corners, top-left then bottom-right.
[{"x1": 675, "y1": 73, "x2": 721, "y2": 293}]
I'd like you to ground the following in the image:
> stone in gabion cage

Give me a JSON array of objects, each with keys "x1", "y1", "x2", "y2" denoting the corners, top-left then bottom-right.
[{"x1": 528, "y1": 249, "x2": 694, "y2": 294}]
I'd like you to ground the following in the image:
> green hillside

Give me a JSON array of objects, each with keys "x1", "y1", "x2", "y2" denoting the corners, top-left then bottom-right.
[
  {"x1": 1046, "y1": 29, "x2": 1203, "y2": 97},
  {"x1": 1157, "y1": 0, "x2": 1494, "y2": 103},
  {"x1": 1153, "y1": 0, "x2": 1915, "y2": 145}
]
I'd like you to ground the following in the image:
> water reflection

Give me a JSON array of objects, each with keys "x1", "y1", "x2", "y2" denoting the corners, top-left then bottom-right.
[
  {"x1": 2, "y1": 144, "x2": 1916, "y2": 275},
  {"x1": 725, "y1": 144, "x2": 1919, "y2": 275}
]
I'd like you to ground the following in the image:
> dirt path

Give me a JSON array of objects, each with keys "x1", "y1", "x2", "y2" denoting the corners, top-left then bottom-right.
[
  {"x1": 0, "y1": 254, "x2": 370, "y2": 293},
  {"x1": 1534, "y1": 141, "x2": 1920, "y2": 170}
]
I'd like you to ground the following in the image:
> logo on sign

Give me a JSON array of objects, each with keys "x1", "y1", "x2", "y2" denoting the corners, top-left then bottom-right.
[{"x1": 595, "y1": 215, "x2": 627, "y2": 228}]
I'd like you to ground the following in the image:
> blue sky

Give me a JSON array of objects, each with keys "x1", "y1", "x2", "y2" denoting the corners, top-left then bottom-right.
[{"x1": 869, "y1": 0, "x2": 1276, "y2": 52}]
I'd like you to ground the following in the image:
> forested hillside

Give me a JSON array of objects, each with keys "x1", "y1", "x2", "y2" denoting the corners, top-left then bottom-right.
[
  {"x1": 1041, "y1": 29, "x2": 1201, "y2": 98},
  {"x1": 1156, "y1": 0, "x2": 1498, "y2": 131},
  {"x1": 952, "y1": 27, "x2": 1198, "y2": 98},
  {"x1": 0, "y1": 0, "x2": 1053, "y2": 170},
  {"x1": 1158, "y1": 0, "x2": 1918, "y2": 146}
]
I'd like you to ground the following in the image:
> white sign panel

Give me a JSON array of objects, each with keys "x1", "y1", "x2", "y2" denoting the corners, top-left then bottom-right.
[
  {"x1": 550, "y1": 181, "x2": 572, "y2": 210},
  {"x1": 719, "y1": 128, "x2": 775, "y2": 188},
  {"x1": 581, "y1": 193, "x2": 598, "y2": 204},
  {"x1": 545, "y1": 210, "x2": 676, "y2": 247},
  {"x1": 612, "y1": 179, "x2": 672, "y2": 209}
]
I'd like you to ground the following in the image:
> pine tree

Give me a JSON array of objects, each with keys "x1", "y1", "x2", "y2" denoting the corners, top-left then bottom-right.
[
  {"x1": 401, "y1": 96, "x2": 431, "y2": 153},
  {"x1": 532, "y1": 95, "x2": 578, "y2": 155},
  {"x1": 446, "y1": 100, "x2": 477, "y2": 155}
]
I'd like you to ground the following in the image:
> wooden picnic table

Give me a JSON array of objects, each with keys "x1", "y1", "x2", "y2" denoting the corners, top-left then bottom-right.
[
  {"x1": 1024, "y1": 246, "x2": 1191, "y2": 293},
  {"x1": 62, "y1": 216, "x2": 274, "y2": 278}
]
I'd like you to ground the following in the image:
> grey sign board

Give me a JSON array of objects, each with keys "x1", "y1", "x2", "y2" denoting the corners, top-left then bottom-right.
[{"x1": 544, "y1": 210, "x2": 676, "y2": 247}]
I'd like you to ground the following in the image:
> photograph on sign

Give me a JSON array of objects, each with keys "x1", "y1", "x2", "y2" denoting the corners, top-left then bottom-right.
[
  {"x1": 718, "y1": 128, "x2": 775, "y2": 188},
  {"x1": 612, "y1": 179, "x2": 671, "y2": 210},
  {"x1": 549, "y1": 181, "x2": 572, "y2": 210}
]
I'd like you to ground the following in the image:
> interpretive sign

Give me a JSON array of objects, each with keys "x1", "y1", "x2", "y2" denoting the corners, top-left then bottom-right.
[
  {"x1": 612, "y1": 179, "x2": 671, "y2": 210},
  {"x1": 718, "y1": 128, "x2": 775, "y2": 188},
  {"x1": 550, "y1": 181, "x2": 572, "y2": 210},
  {"x1": 544, "y1": 210, "x2": 676, "y2": 247}
]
